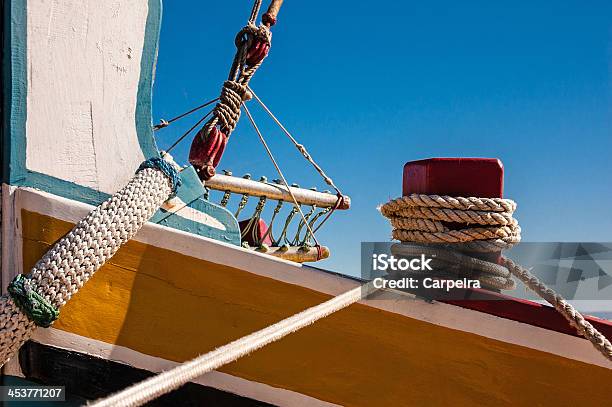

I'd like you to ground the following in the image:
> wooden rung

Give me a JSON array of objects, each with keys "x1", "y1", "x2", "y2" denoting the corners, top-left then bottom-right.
[
  {"x1": 251, "y1": 245, "x2": 330, "y2": 263},
  {"x1": 205, "y1": 174, "x2": 350, "y2": 210}
]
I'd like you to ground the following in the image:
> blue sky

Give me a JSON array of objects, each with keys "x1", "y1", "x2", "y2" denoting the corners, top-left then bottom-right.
[{"x1": 153, "y1": 1, "x2": 612, "y2": 276}]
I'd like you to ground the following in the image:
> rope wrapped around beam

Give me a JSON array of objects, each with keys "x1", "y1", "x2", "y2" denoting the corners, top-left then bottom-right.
[
  {"x1": 380, "y1": 193, "x2": 612, "y2": 362},
  {"x1": 189, "y1": 1, "x2": 272, "y2": 181},
  {"x1": 0, "y1": 158, "x2": 179, "y2": 366}
]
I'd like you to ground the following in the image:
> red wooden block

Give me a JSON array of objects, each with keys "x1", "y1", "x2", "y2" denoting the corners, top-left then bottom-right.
[
  {"x1": 403, "y1": 157, "x2": 504, "y2": 198},
  {"x1": 403, "y1": 157, "x2": 504, "y2": 264},
  {"x1": 189, "y1": 127, "x2": 228, "y2": 181},
  {"x1": 246, "y1": 40, "x2": 270, "y2": 66},
  {"x1": 238, "y1": 218, "x2": 273, "y2": 247}
]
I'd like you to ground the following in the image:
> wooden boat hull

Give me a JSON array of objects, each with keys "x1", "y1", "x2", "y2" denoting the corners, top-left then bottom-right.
[
  {"x1": 4, "y1": 187, "x2": 612, "y2": 406},
  {"x1": 2, "y1": 1, "x2": 611, "y2": 405}
]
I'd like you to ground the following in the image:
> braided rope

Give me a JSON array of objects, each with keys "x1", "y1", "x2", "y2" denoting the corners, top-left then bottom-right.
[
  {"x1": 0, "y1": 159, "x2": 177, "y2": 366},
  {"x1": 381, "y1": 193, "x2": 612, "y2": 362}
]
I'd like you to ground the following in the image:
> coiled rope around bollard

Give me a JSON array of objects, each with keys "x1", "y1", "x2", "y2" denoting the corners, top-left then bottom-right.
[
  {"x1": 380, "y1": 193, "x2": 612, "y2": 362},
  {"x1": 0, "y1": 157, "x2": 180, "y2": 366}
]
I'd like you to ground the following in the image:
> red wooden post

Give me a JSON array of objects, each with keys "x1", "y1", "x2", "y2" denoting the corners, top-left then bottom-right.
[
  {"x1": 238, "y1": 219, "x2": 273, "y2": 247},
  {"x1": 402, "y1": 157, "x2": 504, "y2": 263}
]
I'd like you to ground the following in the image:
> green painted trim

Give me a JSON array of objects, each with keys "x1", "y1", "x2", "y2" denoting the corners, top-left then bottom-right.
[
  {"x1": 23, "y1": 172, "x2": 109, "y2": 206},
  {"x1": 151, "y1": 166, "x2": 240, "y2": 245},
  {"x1": 135, "y1": 0, "x2": 162, "y2": 159},
  {"x1": 2, "y1": 0, "x2": 27, "y2": 185}
]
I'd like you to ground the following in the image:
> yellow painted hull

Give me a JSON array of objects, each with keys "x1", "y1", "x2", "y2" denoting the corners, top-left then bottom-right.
[{"x1": 21, "y1": 209, "x2": 612, "y2": 406}]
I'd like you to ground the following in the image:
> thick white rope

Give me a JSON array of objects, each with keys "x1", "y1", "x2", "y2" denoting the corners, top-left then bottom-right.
[
  {"x1": 0, "y1": 165, "x2": 174, "y2": 366},
  {"x1": 89, "y1": 285, "x2": 367, "y2": 407}
]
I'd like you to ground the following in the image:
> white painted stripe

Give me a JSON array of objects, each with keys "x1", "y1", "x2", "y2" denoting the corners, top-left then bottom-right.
[
  {"x1": 31, "y1": 328, "x2": 340, "y2": 407},
  {"x1": 161, "y1": 197, "x2": 226, "y2": 231},
  {"x1": 13, "y1": 187, "x2": 612, "y2": 369}
]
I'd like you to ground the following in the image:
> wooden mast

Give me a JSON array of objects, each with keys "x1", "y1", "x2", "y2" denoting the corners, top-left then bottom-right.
[{"x1": 263, "y1": 0, "x2": 284, "y2": 26}]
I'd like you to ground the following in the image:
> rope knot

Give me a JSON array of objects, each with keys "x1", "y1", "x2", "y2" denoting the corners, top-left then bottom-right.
[
  {"x1": 212, "y1": 81, "x2": 249, "y2": 135},
  {"x1": 8, "y1": 274, "x2": 59, "y2": 328},
  {"x1": 237, "y1": 24, "x2": 271, "y2": 67},
  {"x1": 236, "y1": 24, "x2": 271, "y2": 49},
  {"x1": 137, "y1": 157, "x2": 182, "y2": 197}
]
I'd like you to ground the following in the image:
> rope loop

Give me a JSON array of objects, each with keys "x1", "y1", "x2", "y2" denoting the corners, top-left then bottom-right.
[
  {"x1": 137, "y1": 157, "x2": 182, "y2": 197},
  {"x1": 8, "y1": 274, "x2": 59, "y2": 328}
]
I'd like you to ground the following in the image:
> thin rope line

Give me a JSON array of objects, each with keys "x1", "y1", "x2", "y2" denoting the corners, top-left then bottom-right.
[
  {"x1": 89, "y1": 284, "x2": 370, "y2": 407},
  {"x1": 154, "y1": 98, "x2": 219, "y2": 131},
  {"x1": 242, "y1": 103, "x2": 321, "y2": 248},
  {"x1": 248, "y1": 0, "x2": 263, "y2": 23},
  {"x1": 166, "y1": 110, "x2": 213, "y2": 154},
  {"x1": 247, "y1": 86, "x2": 343, "y2": 196}
]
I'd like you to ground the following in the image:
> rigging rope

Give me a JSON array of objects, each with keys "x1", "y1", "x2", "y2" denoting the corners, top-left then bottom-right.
[
  {"x1": 247, "y1": 86, "x2": 347, "y2": 235},
  {"x1": 189, "y1": 0, "x2": 272, "y2": 181},
  {"x1": 380, "y1": 194, "x2": 612, "y2": 362},
  {"x1": 242, "y1": 103, "x2": 322, "y2": 250},
  {"x1": 166, "y1": 110, "x2": 213, "y2": 154},
  {"x1": 153, "y1": 98, "x2": 219, "y2": 131},
  {"x1": 248, "y1": 86, "x2": 343, "y2": 197},
  {"x1": 0, "y1": 158, "x2": 180, "y2": 366},
  {"x1": 89, "y1": 284, "x2": 368, "y2": 407}
]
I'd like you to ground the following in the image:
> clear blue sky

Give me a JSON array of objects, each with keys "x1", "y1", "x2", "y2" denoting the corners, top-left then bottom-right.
[{"x1": 153, "y1": 1, "x2": 612, "y2": 276}]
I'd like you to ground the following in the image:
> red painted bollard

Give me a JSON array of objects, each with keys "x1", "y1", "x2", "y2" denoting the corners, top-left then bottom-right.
[{"x1": 402, "y1": 157, "x2": 504, "y2": 264}]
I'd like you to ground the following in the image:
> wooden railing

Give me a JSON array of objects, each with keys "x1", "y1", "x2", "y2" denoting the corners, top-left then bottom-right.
[{"x1": 203, "y1": 171, "x2": 350, "y2": 262}]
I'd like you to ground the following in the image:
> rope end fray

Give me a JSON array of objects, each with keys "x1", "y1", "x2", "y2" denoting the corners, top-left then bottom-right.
[
  {"x1": 8, "y1": 275, "x2": 59, "y2": 328},
  {"x1": 137, "y1": 157, "x2": 182, "y2": 198}
]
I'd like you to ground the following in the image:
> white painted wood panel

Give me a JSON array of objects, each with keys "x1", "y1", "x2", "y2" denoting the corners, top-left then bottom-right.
[{"x1": 26, "y1": 0, "x2": 149, "y2": 193}]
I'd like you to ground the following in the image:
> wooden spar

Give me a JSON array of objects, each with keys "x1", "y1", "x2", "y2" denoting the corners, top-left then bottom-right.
[
  {"x1": 263, "y1": 0, "x2": 284, "y2": 26},
  {"x1": 205, "y1": 174, "x2": 351, "y2": 210},
  {"x1": 255, "y1": 245, "x2": 330, "y2": 263}
]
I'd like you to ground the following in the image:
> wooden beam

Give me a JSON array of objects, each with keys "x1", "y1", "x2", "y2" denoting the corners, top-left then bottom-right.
[
  {"x1": 263, "y1": 0, "x2": 284, "y2": 26},
  {"x1": 254, "y1": 245, "x2": 330, "y2": 263},
  {"x1": 205, "y1": 174, "x2": 350, "y2": 210}
]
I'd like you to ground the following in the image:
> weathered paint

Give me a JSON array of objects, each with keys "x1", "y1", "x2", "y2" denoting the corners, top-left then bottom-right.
[
  {"x1": 26, "y1": 0, "x2": 149, "y2": 192},
  {"x1": 3, "y1": 0, "x2": 158, "y2": 191},
  {"x1": 21, "y1": 209, "x2": 612, "y2": 407},
  {"x1": 2, "y1": 0, "x2": 27, "y2": 186},
  {"x1": 2, "y1": 0, "x2": 240, "y2": 243}
]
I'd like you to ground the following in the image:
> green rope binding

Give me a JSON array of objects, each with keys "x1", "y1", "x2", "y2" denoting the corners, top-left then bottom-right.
[{"x1": 8, "y1": 274, "x2": 59, "y2": 328}]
